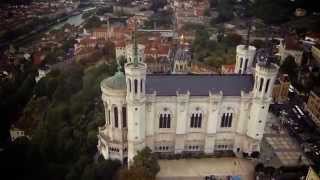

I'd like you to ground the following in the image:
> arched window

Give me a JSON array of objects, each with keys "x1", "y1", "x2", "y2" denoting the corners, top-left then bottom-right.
[
  {"x1": 159, "y1": 112, "x2": 171, "y2": 128},
  {"x1": 108, "y1": 110, "x2": 111, "y2": 125},
  {"x1": 259, "y1": 78, "x2": 264, "y2": 92},
  {"x1": 140, "y1": 79, "x2": 143, "y2": 93},
  {"x1": 220, "y1": 113, "x2": 225, "y2": 127},
  {"x1": 265, "y1": 79, "x2": 270, "y2": 93},
  {"x1": 198, "y1": 114, "x2": 202, "y2": 127},
  {"x1": 190, "y1": 114, "x2": 195, "y2": 128},
  {"x1": 128, "y1": 79, "x2": 131, "y2": 92},
  {"x1": 114, "y1": 107, "x2": 118, "y2": 128},
  {"x1": 255, "y1": 76, "x2": 258, "y2": 88},
  {"x1": 240, "y1": 58, "x2": 243, "y2": 68},
  {"x1": 134, "y1": 79, "x2": 138, "y2": 94},
  {"x1": 159, "y1": 114, "x2": 163, "y2": 128},
  {"x1": 244, "y1": 59, "x2": 248, "y2": 72},
  {"x1": 190, "y1": 112, "x2": 202, "y2": 128},
  {"x1": 167, "y1": 114, "x2": 171, "y2": 128},
  {"x1": 122, "y1": 107, "x2": 127, "y2": 128},
  {"x1": 220, "y1": 113, "x2": 233, "y2": 128}
]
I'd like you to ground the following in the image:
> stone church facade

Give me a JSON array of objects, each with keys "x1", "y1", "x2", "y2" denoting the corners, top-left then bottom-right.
[{"x1": 97, "y1": 39, "x2": 279, "y2": 164}]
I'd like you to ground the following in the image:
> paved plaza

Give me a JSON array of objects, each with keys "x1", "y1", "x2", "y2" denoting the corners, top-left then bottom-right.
[
  {"x1": 260, "y1": 113, "x2": 311, "y2": 167},
  {"x1": 156, "y1": 158, "x2": 255, "y2": 180}
]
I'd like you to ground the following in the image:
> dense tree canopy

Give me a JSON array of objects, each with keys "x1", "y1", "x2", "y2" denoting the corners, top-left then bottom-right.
[
  {"x1": 1, "y1": 62, "x2": 120, "y2": 180},
  {"x1": 280, "y1": 55, "x2": 297, "y2": 81},
  {"x1": 192, "y1": 28, "x2": 238, "y2": 70},
  {"x1": 118, "y1": 147, "x2": 160, "y2": 180}
]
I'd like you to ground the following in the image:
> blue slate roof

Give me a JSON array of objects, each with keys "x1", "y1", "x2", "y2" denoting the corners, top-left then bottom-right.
[{"x1": 146, "y1": 74, "x2": 254, "y2": 96}]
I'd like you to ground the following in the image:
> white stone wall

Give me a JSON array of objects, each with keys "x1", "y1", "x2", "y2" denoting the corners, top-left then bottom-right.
[
  {"x1": 142, "y1": 92, "x2": 259, "y2": 155},
  {"x1": 99, "y1": 63, "x2": 279, "y2": 163},
  {"x1": 235, "y1": 45, "x2": 256, "y2": 74}
]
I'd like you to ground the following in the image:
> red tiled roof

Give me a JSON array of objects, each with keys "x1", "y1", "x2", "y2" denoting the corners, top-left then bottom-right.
[
  {"x1": 221, "y1": 64, "x2": 235, "y2": 72},
  {"x1": 94, "y1": 27, "x2": 109, "y2": 33},
  {"x1": 144, "y1": 43, "x2": 170, "y2": 56}
]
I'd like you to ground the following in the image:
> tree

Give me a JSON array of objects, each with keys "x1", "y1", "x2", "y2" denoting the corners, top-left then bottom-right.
[
  {"x1": 251, "y1": 0, "x2": 294, "y2": 25},
  {"x1": 215, "y1": 0, "x2": 234, "y2": 23},
  {"x1": 131, "y1": 147, "x2": 160, "y2": 179},
  {"x1": 118, "y1": 167, "x2": 150, "y2": 180},
  {"x1": 280, "y1": 55, "x2": 297, "y2": 81},
  {"x1": 81, "y1": 164, "x2": 96, "y2": 180},
  {"x1": 224, "y1": 33, "x2": 243, "y2": 47},
  {"x1": 95, "y1": 159, "x2": 121, "y2": 180},
  {"x1": 84, "y1": 16, "x2": 102, "y2": 29}
]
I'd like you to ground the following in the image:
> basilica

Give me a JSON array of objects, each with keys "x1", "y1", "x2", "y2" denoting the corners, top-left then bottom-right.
[{"x1": 97, "y1": 34, "x2": 279, "y2": 165}]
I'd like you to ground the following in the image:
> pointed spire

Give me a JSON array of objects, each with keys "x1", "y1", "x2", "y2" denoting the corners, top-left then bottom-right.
[{"x1": 132, "y1": 30, "x2": 138, "y2": 66}]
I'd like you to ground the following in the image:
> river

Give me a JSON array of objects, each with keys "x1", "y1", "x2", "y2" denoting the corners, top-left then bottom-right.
[{"x1": 51, "y1": 13, "x2": 85, "y2": 30}]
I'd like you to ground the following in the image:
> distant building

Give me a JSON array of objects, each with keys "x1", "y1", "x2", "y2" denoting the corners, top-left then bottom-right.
[
  {"x1": 221, "y1": 64, "x2": 235, "y2": 74},
  {"x1": 278, "y1": 36, "x2": 303, "y2": 65},
  {"x1": 93, "y1": 27, "x2": 109, "y2": 40},
  {"x1": 10, "y1": 127, "x2": 27, "y2": 142},
  {"x1": 145, "y1": 57, "x2": 172, "y2": 74},
  {"x1": 172, "y1": 48, "x2": 191, "y2": 74},
  {"x1": 272, "y1": 74, "x2": 290, "y2": 103},
  {"x1": 306, "y1": 90, "x2": 320, "y2": 127}
]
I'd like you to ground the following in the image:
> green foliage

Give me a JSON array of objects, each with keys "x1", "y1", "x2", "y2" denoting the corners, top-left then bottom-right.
[
  {"x1": 84, "y1": 16, "x2": 102, "y2": 29},
  {"x1": 214, "y1": 0, "x2": 234, "y2": 23},
  {"x1": 18, "y1": 62, "x2": 120, "y2": 180},
  {"x1": 34, "y1": 69, "x2": 61, "y2": 98},
  {"x1": 251, "y1": 0, "x2": 294, "y2": 25},
  {"x1": 118, "y1": 167, "x2": 150, "y2": 180},
  {"x1": 131, "y1": 147, "x2": 160, "y2": 179},
  {"x1": 96, "y1": 6, "x2": 113, "y2": 16},
  {"x1": 192, "y1": 28, "x2": 237, "y2": 70},
  {"x1": 143, "y1": 11, "x2": 173, "y2": 29},
  {"x1": 280, "y1": 55, "x2": 297, "y2": 81}
]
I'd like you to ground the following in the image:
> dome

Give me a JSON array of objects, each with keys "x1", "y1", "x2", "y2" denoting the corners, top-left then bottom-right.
[{"x1": 101, "y1": 71, "x2": 126, "y2": 90}]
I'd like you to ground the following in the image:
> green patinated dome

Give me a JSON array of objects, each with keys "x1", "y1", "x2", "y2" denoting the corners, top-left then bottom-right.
[{"x1": 101, "y1": 71, "x2": 126, "y2": 90}]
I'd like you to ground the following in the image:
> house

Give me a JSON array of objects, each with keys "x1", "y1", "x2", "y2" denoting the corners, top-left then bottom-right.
[
  {"x1": 278, "y1": 35, "x2": 303, "y2": 65},
  {"x1": 221, "y1": 64, "x2": 235, "y2": 74},
  {"x1": 272, "y1": 74, "x2": 290, "y2": 103}
]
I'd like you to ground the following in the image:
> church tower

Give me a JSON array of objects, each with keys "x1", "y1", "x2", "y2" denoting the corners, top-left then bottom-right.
[
  {"x1": 124, "y1": 31, "x2": 147, "y2": 164},
  {"x1": 235, "y1": 45, "x2": 256, "y2": 74},
  {"x1": 235, "y1": 23, "x2": 256, "y2": 74},
  {"x1": 247, "y1": 59, "x2": 279, "y2": 151}
]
